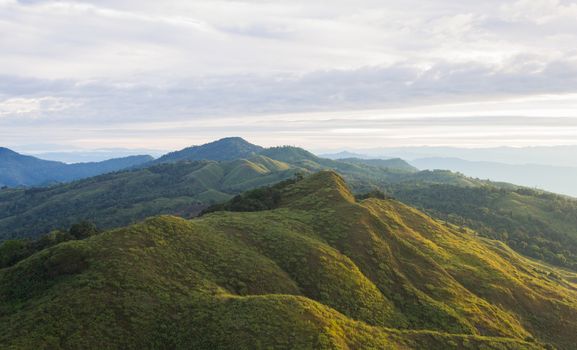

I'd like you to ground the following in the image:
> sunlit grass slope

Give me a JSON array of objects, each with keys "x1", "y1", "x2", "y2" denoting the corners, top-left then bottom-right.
[{"x1": 1, "y1": 172, "x2": 575, "y2": 349}]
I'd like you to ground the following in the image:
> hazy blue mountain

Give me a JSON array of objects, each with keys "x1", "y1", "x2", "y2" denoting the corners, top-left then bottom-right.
[
  {"x1": 338, "y1": 157, "x2": 418, "y2": 172},
  {"x1": 151, "y1": 137, "x2": 264, "y2": 164},
  {"x1": 412, "y1": 157, "x2": 577, "y2": 198},
  {"x1": 0, "y1": 147, "x2": 153, "y2": 187},
  {"x1": 336, "y1": 145, "x2": 577, "y2": 168},
  {"x1": 30, "y1": 148, "x2": 166, "y2": 163},
  {"x1": 319, "y1": 151, "x2": 371, "y2": 159}
]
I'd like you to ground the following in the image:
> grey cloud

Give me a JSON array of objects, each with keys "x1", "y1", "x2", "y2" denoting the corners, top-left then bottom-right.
[{"x1": 1, "y1": 55, "x2": 577, "y2": 126}]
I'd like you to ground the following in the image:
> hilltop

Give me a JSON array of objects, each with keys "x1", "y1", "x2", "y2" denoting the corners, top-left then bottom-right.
[
  {"x1": 1, "y1": 172, "x2": 575, "y2": 349},
  {"x1": 150, "y1": 137, "x2": 264, "y2": 164}
]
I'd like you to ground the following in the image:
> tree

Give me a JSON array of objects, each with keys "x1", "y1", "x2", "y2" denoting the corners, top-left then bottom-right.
[{"x1": 69, "y1": 221, "x2": 99, "y2": 239}]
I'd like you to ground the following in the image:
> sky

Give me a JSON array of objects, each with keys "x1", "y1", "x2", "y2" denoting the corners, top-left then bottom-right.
[{"x1": 1, "y1": 0, "x2": 577, "y2": 152}]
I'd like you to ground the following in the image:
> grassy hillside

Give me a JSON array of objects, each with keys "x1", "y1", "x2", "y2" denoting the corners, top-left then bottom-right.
[
  {"x1": 0, "y1": 144, "x2": 463, "y2": 241},
  {"x1": 0, "y1": 158, "x2": 300, "y2": 240},
  {"x1": 3, "y1": 139, "x2": 577, "y2": 276},
  {"x1": 394, "y1": 184, "x2": 577, "y2": 270},
  {"x1": 1, "y1": 172, "x2": 574, "y2": 349}
]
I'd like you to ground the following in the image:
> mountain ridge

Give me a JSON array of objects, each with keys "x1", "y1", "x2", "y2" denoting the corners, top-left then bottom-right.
[
  {"x1": 151, "y1": 137, "x2": 264, "y2": 164},
  {"x1": 1, "y1": 171, "x2": 574, "y2": 349},
  {"x1": 0, "y1": 147, "x2": 153, "y2": 187}
]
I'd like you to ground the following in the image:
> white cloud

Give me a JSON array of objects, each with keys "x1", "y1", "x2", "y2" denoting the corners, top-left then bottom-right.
[
  {"x1": 501, "y1": 0, "x2": 577, "y2": 24},
  {"x1": 1, "y1": 0, "x2": 576, "y2": 149},
  {"x1": 0, "y1": 96, "x2": 77, "y2": 118}
]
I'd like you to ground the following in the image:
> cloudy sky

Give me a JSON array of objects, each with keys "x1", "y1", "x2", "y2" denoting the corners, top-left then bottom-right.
[{"x1": 1, "y1": 0, "x2": 577, "y2": 152}]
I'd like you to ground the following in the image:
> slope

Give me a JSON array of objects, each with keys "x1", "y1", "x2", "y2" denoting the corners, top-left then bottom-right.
[
  {"x1": 4, "y1": 139, "x2": 577, "y2": 276},
  {"x1": 0, "y1": 147, "x2": 152, "y2": 187},
  {"x1": 394, "y1": 184, "x2": 577, "y2": 270},
  {"x1": 0, "y1": 143, "x2": 431, "y2": 241},
  {"x1": 0, "y1": 157, "x2": 300, "y2": 240},
  {"x1": 338, "y1": 157, "x2": 418, "y2": 172},
  {"x1": 1, "y1": 172, "x2": 575, "y2": 349},
  {"x1": 151, "y1": 137, "x2": 264, "y2": 164}
]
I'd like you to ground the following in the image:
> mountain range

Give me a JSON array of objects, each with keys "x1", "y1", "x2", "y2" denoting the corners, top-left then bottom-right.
[
  {"x1": 1, "y1": 172, "x2": 576, "y2": 349},
  {"x1": 323, "y1": 145, "x2": 577, "y2": 168},
  {"x1": 0, "y1": 138, "x2": 491, "y2": 241},
  {"x1": 0, "y1": 147, "x2": 153, "y2": 187},
  {"x1": 2, "y1": 137, "x2": 577, "y2": 273}
]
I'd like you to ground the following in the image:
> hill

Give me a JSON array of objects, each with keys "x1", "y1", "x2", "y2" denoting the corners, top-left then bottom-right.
[
  {"x1": 0, "y1": 157, "x2": 300, "y2": 240},
  {"x1": 3, "y1": 138, "x2": 577, "y2": 274},
  {"x1": 339, "y1": 157, "x2": 418, "y2": 172},
  {"x1": 393, "y1": 184, "x2": 577, "y2": 270},
  {"x1": 151, "y1": 137, "x2": 263, "y2": 164},
  {"x1": 0, "y1": 172, "x2": 575, "y2": 349},
  {"x1": 0, "y1": 142, "x2": 425, "y2": 240},
  {"x1": 0, "y1": 147, "x2": 152, "y2": 187}
]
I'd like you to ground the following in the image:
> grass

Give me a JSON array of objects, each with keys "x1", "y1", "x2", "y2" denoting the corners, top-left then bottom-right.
[{"x1": 1, "y1": 171, "x2": 574, "y2": 349}]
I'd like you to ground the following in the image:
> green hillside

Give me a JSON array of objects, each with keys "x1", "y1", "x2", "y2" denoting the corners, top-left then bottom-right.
[
  {"x1": 338, "y1": 157, "x2": 418, "y2": 172},
  {"x1": 394, "y1": 184, "x2": 577, "y2": 270},
  {"x1": 0, "y1": 157, "x2": 300, "y2": 240},
  {"x1": 3, "y1": 138, "x2": 577, "y2": 276},
  {"x1": 1, "y1": 172, "x2": 574, "y2": 349},
  {"x1": 0, "y1": 143, "x2": 453, "y2": 241}
]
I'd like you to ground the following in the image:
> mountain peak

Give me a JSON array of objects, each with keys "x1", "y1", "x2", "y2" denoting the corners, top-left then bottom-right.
[
  {"x1": 213, "y1": 136, "x2": 251, "y2": 143},
  {"x1": 0, "y1": 147, "x2": 20, "y2": 157},
  {"x1": 283, "y1": 171, "x2": 355, "y2": 208},
  {"x1": 153, "y1": 137, "x2": 264, "y2": 164}
]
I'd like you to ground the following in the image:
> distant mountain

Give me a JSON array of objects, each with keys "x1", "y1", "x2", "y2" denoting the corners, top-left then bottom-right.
[
  {"x1": 412, "y1": 157, "x2": 577, "y2": 198},
  {"x1": 30, "y1": 148, "x2": 167, "y2": 163},
  {"x1": 0, "y1": 147, "x2": 153, "y2": 187},
  {"x1": 339, "y1": 157, "x2": 418, "y2": 172},
  {"x1": 346, "y1": 145, "x2": 577, "y2": 168},
  {"x1": 151, "y1": 137, "x2": 264, "y2": 164},
  {"x1": 1, "y1": 172, "x2": 575, "y2": 349},
  {"x1": 319, "y1": 151, "x2": 370, "y2": 159}
]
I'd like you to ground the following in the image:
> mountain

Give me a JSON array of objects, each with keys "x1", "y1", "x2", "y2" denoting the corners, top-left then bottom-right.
[
  {"x1": 0, "y1": 156, "x2": 300, "y2": 240},
  {"x1": 339, "y1": 157, "x2": 418, "y2": 172},
  {"x1": 151, "y1": 137, "x2": 264, "y2": 164},
  {"x1": 31, "y1": 148, "x2": 167, "y2": 163},
  {"x1": 0, "y1": 145, "x2": 438, "y2": 241},
  {"x1": 392, "y1": 183, "x2": 577, "y2": 270},
  {"x1": 1, "y1": 141, "x2": 485, "y2": 241},
  {"x1": 412, "y1": 157, "x2": 577, "y2": 198},
  {"x1": 3, "y1": 138, "x2": 577, "y2": 273},
  {"x1": 0, "y1": 147, "x2": 153, "y2": 187},
  {"x1": 318, "y1": 150, "x2": 370, "y2": 159},
  {"x1": 343, "y1": 145, "x2": 577, "y2": 168},
  {"x1": 1, "y1": 172, "x2": 575, "y2": 349}
]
